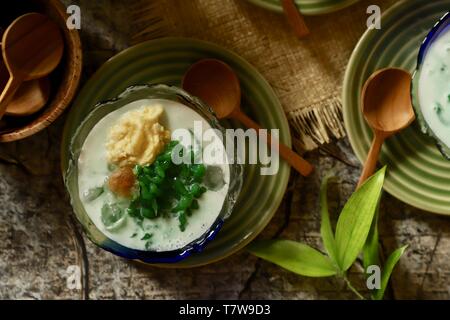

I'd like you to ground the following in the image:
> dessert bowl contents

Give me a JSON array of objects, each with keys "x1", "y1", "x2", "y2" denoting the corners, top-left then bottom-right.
[
  {"x1": 413, "y1": 13, "x2": 450, "y2": 158},
  {"x1": 418, "y1": 25, "x2": 450, "y2": 146},
  {"x1": 78, "y1": 99, "x2": 230, "y2": 252},
  {"x1": 74, "y1": 95, "x2": 232, "y2": 254}
]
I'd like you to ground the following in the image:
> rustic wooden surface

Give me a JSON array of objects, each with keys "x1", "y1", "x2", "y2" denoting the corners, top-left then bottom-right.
[{"x1": 0, "y1": 0, "x2": 449, "y2": 300}]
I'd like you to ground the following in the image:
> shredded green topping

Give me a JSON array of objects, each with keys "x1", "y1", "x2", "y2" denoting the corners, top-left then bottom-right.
[
  {"x1": 141, "y1": 233, "x2": 153, "y2": 241},
  {"x1": 435, "y1": 102, "x2": 450, "y2": 126},
  {"x1": 127, "y1": 140, "x2": 207, "y2": 231}
]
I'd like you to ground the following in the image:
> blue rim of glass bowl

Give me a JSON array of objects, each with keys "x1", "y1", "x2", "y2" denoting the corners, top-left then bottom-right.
[
  {"x1": 411, "y1": 11, "x2": 450, "y2": 159},
  {"x1": 101, "y1": 220, "x2": 224, "y2": 264},
  {"x1": 64, "y1": 84, "x2": 243, "y2": 264}
]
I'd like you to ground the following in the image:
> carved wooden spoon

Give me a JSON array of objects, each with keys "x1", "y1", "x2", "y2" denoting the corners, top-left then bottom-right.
[
  {"x1": 0, "y1": 49, "x2": 50, "y2": 116},
  {"x1": 183, "y1": 58, "x2": 314, "y2": 177},
  {"x1": 0, "y1": 13, "x2": 63, "y2": 120},
  {"x1": 357, "y1": 68, "x2": 415, "y2": 188},
  {"x1": 281, "y1": 0, "x2": 309, "y2": 38}
]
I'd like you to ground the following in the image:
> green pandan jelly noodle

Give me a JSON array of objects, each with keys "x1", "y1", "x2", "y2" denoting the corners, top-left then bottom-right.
[
  {"x1": 77, "y1": 99, "x2": 230, "y2": 252},
  {"x1": 130, "y1": 140, "x2": 208, "y2": 232}
]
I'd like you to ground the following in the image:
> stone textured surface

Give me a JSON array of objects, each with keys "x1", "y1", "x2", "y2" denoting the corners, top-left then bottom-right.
[{"x1": 1, "y1": 0, "x2": 450, "y2": 300}]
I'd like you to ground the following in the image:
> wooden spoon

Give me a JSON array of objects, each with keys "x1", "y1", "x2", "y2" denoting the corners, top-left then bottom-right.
[
  {"x1": 182, "y1": 59, "x2": 314, "y2": 177},
  {"x1": 0, "y1": 13, "x2": 63, "y2": 120},
  {"x1": 281, "y1": 0, "x2": 309, "y2": 38},
  {"x1": 0, "y1": 45, "x2": 50, "y2": 116},
  {"x1": 357, "y1": 68, "x2": 415, "y2": 188}
]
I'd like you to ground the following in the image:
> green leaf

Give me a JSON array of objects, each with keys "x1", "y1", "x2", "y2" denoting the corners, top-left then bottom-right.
[
  {"x1": 373, "y1": 245, "x2": 408, "y2": 300},
  {"x1": 320, "y1": 175, "x2": 338, "y2": 264},
  {"x1": 363, "y1": 206, "x2": 380, "y2": 270},
  {"x1": 247, "y1": 240, "x2": 337, "y2": 277},
  {"x1": 335, "y1": 166, "x2": 386, "y2": 271}
]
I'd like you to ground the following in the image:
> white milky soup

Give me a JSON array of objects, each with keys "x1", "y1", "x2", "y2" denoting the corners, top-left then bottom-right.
[
  {"x1": 418, "y1": 26, "x2": 450, "y2": 148},
  {"x1": 77, "y1": 99, "x2": 230, "y2": 252}
]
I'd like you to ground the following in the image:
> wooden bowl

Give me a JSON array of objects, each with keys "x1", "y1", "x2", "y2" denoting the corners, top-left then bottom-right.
[{"x1": 0, "y1": 0, "x2": 82, "y2": 142}]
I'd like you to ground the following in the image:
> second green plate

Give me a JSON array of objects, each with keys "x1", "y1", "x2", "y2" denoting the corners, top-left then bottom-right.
[
  {"x1": 343, "y1": 0, "x2": 450, "y2": 215},
  {"x1": 246, "y1": 0, "x2": 360, "y2": 15},
  {"x1": 61, "y1": 38, "x2": 291, "y2": 267}
]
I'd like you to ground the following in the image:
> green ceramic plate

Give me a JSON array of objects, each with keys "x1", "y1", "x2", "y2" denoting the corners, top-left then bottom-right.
[
  {"x1": 61, "y1": 37, "x2": 291, "y2": 267},
  {"x1": 246, "y1": 0, "x2": 360, "y2": 15},
  {"x1": 343, "y1": 0, "x2": 450, "y2": 215}
]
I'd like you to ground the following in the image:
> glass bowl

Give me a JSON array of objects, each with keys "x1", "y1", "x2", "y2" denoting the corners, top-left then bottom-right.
[
  {"x1": 64, "y1": 84, "x2": 243, "y2": 263},
  {"x1": 411, "y1": 12, "x2": 450, "y2": 159}
]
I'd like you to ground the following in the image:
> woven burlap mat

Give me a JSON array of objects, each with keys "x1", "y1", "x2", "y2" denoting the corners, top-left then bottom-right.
[{"x1": 129, "y1": 0, "x2": 398, "y2": 151}]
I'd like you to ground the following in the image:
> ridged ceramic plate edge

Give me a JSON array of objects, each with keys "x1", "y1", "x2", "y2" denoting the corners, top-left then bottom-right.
[{"x1": 343, "y1": 0, "x2": 450, "y2": 215}]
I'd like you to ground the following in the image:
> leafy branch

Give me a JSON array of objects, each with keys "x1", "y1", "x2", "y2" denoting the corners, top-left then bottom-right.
[{"x1": 247, "y1": 167, "x2": 407, "y2": 300}]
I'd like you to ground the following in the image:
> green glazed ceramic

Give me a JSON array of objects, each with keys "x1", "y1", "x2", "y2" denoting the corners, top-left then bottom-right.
[
  {"x1": 61, "y1": 37, "x2": 291, "y2": 267},
  {"x1": 246, "y1": 0, "x2": 360, "y2": 15},
  {"x1": 343, "y1": 0, "x2": 450, "y2": 215}
]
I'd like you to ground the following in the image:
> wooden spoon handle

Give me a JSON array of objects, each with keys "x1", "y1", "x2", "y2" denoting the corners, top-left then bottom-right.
[
  {"x1": 281, "y1": 0, "x2": 310, "y2": 38},
  {"x1": 357, "y1": 133, "x2": 385, "y2": 188},
  {"x1": 0, "y1": 76, "x2": 22, "y2": 120},
  {"x1": 233, "y1": 110, "x2": 314, "y2": 176}
]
